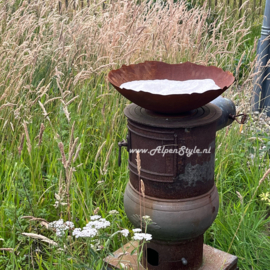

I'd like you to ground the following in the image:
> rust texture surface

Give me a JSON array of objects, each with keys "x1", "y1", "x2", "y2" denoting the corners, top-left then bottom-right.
[
  {"x1": 141, "y1": 236, "x2": 203, "y2": 270},
  {"x1": 108, "y1": 61, "x2": 235, "y2": 114},
  {"x1": 104, "y1": 242, "x2": 238, "y2": 270},
  {"x1": 124, "y1": 103, "x2": 221, "y2": 199}
]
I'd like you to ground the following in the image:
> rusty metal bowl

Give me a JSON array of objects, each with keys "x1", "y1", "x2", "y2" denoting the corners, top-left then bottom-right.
[{"x1": 108, "y1": 61, "x2": 235, "y2": 114}]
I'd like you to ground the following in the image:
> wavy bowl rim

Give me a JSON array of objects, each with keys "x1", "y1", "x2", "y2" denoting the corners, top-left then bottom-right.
[{"x1": 108, "y1": 61, "x2": 235, "y2": 97}]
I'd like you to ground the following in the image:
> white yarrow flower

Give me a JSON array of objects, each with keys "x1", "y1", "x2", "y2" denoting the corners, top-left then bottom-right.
[
  {"x1": 109, "y1": 210, "x2": 119, "y2": 215},
  {"x1": 49, "y1": 219, "x2": 64, "y2": 229},
  {"x1": 132, "y1": 228, "x2": 142, "y2": 233},
  {"x1": 85, "y1": 218, "x2": 110, "y2": 229},
  {"x1": 133, "y1": 233, "x2": 152, "y2": 241},
  {"x1": 49, "y1": 220, "x2": 75, "y2": 237},
  {"x1": 90, "y1": 215, "x2": 101, "y2": 221},
  {"x1": 64, "y1": 221, "x2": 74, "y2": 229},
  {"x1": 72, "y1": 217, "x2": 110, "y2": 238},
  {"x1": 56, "y1": 229, "x2": 65, "y2": 237},
  {"x1": 120, "y1": 229, "x2": 129, "y2": 237},
  {"x1": 72, "y1": 227, "x2": 98, "y2": 238}
]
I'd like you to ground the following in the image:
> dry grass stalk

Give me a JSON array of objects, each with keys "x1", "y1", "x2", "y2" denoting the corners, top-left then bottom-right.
[
  {"x1": 140, "y1": 179, "x2": 145, "y2": 198},
  {"x1": 21, "y1": 216, "x2": 48, "y2": 223},
  {"x1": 62, "y1": 104, "x2": 70, "y2": 122},
  {"x1": 93, "y1": 207, "x2": 100, "y2": 215},
  {"x1": 57, "y1": 126, "x2": 81, "y2": 220},
  {"x1": 40, "y1": 221, "x2": 49, "y2": 229},
  {"x1": 18, "y1": 133, "x2": 25, "y2": 155},
  {"x1": 58, "y1": 142, "x2": 67, "y2": 167},
  {"x1": 136, "y1": 152, "x2": 141, "y2": 176},
  {"x1": 23, "y1": 121, "x2": 32, "y2": 154},
  {"x1": 66, "y1": 137, "x2": 79, "y2": 168},
  {"x1": 65, "y1": 95, "x2": 79, "y2": 106},
  {"x1": 0, "y1": 248, "x2": 14, "y2": 252},
  {"x1": 101, "y1": 142, "x2": 114, "y2": 175},
  {"x1": 21, "y1": 215, "x2": 50, "y2": 229},
  {"x1": 109, "y1": 111, "x2": 118, "y2": 135},
  {"x1": 44, "y1": 97, "x2": 62, "y2": 105},
  {"x1": 22, "y1": 233, "x2": 58, "y2": 246},
  {"x1": 10, "y1": 122, "x2": 14, "y2": 132},
  {"x1": 95, "y1": 141, "x2": 106, "y2": 162},
  {"x1": 54, "y1": 171, "x2": 67, "y2": 209},
  {"x1": 38, "y1": 101, "x2": 51, "y2": 122},
  {"x1": 236, "y1": 191, "x2": 243, "y2": 205},
  {"x1": 0, "y1": 103, "x2": 16, "y2": 111},
  {"x1": 77, "y1": 100, "x2": 82, "y2": 113},
  {"x1": 73, "y1": 142, "x2": 81, "y2": 162},
  {"x1": 37, "y1": 123, "x2": 45, "y2": 146},
  {"x1": 69, "y1": 121, "x2": 76, "y2": 154}
]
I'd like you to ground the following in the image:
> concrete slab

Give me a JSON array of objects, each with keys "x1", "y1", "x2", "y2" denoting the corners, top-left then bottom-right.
[{"x1": 104, "y1": 241, "x2": 238, "y2": 270}]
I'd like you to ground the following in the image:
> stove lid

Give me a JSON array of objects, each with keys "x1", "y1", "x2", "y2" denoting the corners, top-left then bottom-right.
[{"x1": 124, "y1": 103, "x2": 222, "y2": 128}]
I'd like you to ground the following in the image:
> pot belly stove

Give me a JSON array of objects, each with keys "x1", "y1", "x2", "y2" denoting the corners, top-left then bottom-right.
[{"x1": 104, "y1": 61, "x2": 242, "y2": 270}]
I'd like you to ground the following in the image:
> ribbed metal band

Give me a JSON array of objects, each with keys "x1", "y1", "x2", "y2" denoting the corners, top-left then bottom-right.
[{"x1": 261, "y1": 26, "x2": 270, "y2": 37}]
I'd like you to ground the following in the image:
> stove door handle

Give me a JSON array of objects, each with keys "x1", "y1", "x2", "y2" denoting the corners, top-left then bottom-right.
[{"x1": 118, "y1": 139, "x2": 128, "y2": 167}]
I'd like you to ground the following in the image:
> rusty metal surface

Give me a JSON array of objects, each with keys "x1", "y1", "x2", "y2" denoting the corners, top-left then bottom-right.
[
  {"x1": 210, "y1": 96, "x2": 236, "y2": 131},
  {"x1": 142, "y1": 236, "x2": 203, "y2": 270},
  {"x1": 104, "y1": 241, "x2": 238, "y2": 270},
  {"x1": 124, "y1": 103, "x2": 221, "y2": 199},
  {"x1": 108, "y1": 61, "x2": 235, "y2": 114},
  {"x1": 124, "y1": 103, "x2": 222, "y2": 128},
  {"x1": 124, "y1": 182, "x2": 219, "y2": 241},
  {"x1": 229, "y1": 113, "x2": 248, "y2": 124}
]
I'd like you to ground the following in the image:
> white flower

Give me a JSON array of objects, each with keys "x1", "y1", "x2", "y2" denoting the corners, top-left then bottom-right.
[
  {"x1": 90, "y1": 215, "x2": 101, "y2": 221},
  {"x1": 120, "y1": 229, "x2": 129, "y2": 237},
  {"x1": 49, "y1": 219, "x2": 66, "y2": 236},
  {"x1": 72, "y1": 227, "x2": 98, "y2": 238},
  {"x1": 54, "y1": 201, "x2": 59, "y2": 208},
  {"x1": 49, "y1": 220, "x2": 74, "y2": 230},
  {"x1": 109, "y1": 210, "x2": 119, "y2": 215},
  {"x1": 49, "y1": 220, "x2": 74, "y2": 237},
  {"x1": 49, "y1": 219, "x2": 64, "y2": 229},
  {"x1": 97, "y1": 180, "x2": 104, "y2": 184},
  {"x1": 72, "y1": 217, "x2": 110, "y2": 239},
  {"x1": 132, "y1": 228, "x2": 142, "y2": 233},
  {"x1": 133, "y1": 233, "x2": 152, "y2": 241},
  {"x1": 142, "y1": 215, "x2": 151, "y2": 222},
  {"x1": 56, "y1": 228, "x2": 65, "y2": 237},
  {"x1": 64, "y1": 221, "x2": 74, "y2": 229},
  {"x1": 72, "y1": 228, "x2": 82, "y2": 237},
  {"x1": 85, "y1": 218, "x2": 110, "y2": 229},
  {"x1": 81, "y1": 228, "x2": 98, "y2": 237}
]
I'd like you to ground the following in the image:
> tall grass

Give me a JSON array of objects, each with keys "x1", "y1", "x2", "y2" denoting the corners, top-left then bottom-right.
[{"x1": 0, "y1": 0, "x2": 269, "y2": 269}]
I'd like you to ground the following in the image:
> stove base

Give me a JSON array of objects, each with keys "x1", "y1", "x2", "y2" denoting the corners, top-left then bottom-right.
[
  {"x1": 141, "y1": 236, "x2": 203, "y2": 270},
  {"x1": 104, "y1": 241, "x2": 238, "y2": 270}
]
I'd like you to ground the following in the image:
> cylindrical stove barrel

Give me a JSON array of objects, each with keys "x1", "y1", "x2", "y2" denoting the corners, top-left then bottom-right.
[
  {"x1": 122, "y1": 103, "x2": 222, "y2": 270},
  {"x1": 124, "y1": 103, "x2": 222, "y2": 199}
]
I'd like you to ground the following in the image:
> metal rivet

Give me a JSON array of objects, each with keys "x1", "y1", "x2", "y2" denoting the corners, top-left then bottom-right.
[{"x1": 181, "y1": 258, "x2": 188, "y2": 265}]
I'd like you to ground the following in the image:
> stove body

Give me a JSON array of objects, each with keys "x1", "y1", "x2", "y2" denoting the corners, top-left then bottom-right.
[{"x1": 122, "y1": 103, "x2": 222, "y2": 270}]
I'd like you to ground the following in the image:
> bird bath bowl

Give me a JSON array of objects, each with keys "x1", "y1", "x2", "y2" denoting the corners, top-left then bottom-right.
[{"x1": 108, "y1": 61, "x2": 235, "y2": 114}]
